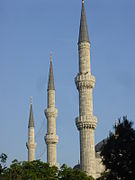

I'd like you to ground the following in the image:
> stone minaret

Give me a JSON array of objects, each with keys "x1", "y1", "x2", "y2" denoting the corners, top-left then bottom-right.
[
  {"x1": 26, "y1": 97, "x2": 37, "y2": 162},
  {"x1": 45, "y1": 52, "x2": 59, "y2": 167},
  {"x1": 75, "y1": 0, "x2": 97, "y2": 177}
]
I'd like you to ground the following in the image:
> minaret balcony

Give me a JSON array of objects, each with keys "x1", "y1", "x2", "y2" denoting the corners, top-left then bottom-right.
[
  {"x1": 75, "y1": 73, "x2": 95, "y2": 90},
  {"x1": 78, "y1": 41, "x2": 90, "y2": 49},
  {"x1": 26, "y1": 142, "x2": 37, "y2": 149},
  {"x1": 45, "y1": 134, "x2": 59, "y2": 144},
  {"x1": 75, "y1": 115, "x2": 97, "y2": 130},
  {"x1": 45, "y1": 108, "x2": 58, "y2": 118}
]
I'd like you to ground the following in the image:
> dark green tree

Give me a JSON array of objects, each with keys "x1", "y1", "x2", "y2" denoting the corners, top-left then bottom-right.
[
  {"x1": 0, "y1": 153, "x2": 7, "y2": 177},
  {"x1": 100, "y1": 116, "x2": 135, "y2": 179},
  {"x1": 58, "y1": 164, "x2": 94, "y2": 180},
  {"x1": 2, "y1": 160, "x2": 94, "y2": 180},
  {"x1": 3, "y1": 160, "x2": 58, "y2": 180},
  {"x1": 21, "y1": 160, "x2": 58, "y2": 180}
]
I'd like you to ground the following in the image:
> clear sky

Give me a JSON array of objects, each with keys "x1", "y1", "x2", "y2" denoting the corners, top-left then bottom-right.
[{"x1": 0, "y1": 0, "x2": 135, "y2": 167}]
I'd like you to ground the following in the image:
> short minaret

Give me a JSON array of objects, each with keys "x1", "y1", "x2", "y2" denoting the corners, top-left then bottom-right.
[
  {"x1": 115, "y1": 118, "x2": 117, "y2": 136},
  {"x1": 26, "y1": 97, "x2": 37, "y2": 162},
  {"x1": 115, "y1": 118, "x2": 118, "y2": 139},
  {"x1": 45, "y1": 52, "x2": 59, "y2": 167},
  {"x1": 75, "y1": 0, "x2": 97, "y2": 178}
]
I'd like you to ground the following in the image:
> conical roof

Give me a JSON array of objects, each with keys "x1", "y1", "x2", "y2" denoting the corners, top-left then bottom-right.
[
  {"x1": 48, "y1": 53, "x2": 55, "y2": 91},
  {"x1": 78, "y1": 0, "x2": 90, "y2": 44},
  {"x1": 28, "y1": 98, "x2": 34, "y2": 128}
]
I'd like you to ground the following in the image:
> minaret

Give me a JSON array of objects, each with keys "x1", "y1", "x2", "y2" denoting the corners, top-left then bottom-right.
[
  {"x1": 45, "y1": 52, "x2": 59, "y2": 167},
  {"x1": 26, "y1": 97, "x2": 37, "y2": 162},
  {"x1": 75, "y1": 0, "x2": 97, "y2": 177},
  {"x1": 115, "y1": 118, "x2": 118, "y2": 139},
  {"x1": 115, "y1": 118, "x2": 117, "y2": 136}
]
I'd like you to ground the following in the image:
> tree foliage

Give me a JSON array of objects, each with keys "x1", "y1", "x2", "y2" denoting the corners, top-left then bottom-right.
[
  {"x1": 0, "y1": 158, "x2": 94, "y2": 180},
  {"x1": 0, "y1": 153, "x2": 7, "y2": 176},
  {"x1": 100, "y1": 116, "x2": 135, "y2": 179},
  {"x1": 58, "y1": 164, "x2": 94, "y2": 180},
  {"x1": 2, "y1": 159, "x2": 58, "y2": 180}
]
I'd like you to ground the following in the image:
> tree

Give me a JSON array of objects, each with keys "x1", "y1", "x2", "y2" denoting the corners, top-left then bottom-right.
[
  {"x1": 58, "y1": 164, "x2": 94, "y2": 180},
  {"x1": 100, "y1": 116, "x2": 135, "y2": 179},
  {"x1": 0, "y1": 153, "x2": 7, "y2": 176},
  {"x1": 21, "y1": 160, "x2": 58, "y2": 180},
  {"x1": 3, "y1": 160, "x2": 58, "y2": 180},
  {"x1": 2, "y1": 160, "x2": 94, "y2": 180}
]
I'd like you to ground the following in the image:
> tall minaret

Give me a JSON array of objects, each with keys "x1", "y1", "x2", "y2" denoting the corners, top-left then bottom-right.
[
  {"x1": 26, "y1": 97, "x2": 37, "y2": 162},
  {"x1": 75, "y1": 0, "x2": 97, "y2": 177},
  {"x1": 45, "y1": 52, "x2": 59, "y2": 167}
]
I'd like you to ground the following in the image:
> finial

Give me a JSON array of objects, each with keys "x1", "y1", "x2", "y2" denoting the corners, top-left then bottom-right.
[
  {"x1": 82, "y1": 0, "x2": 84, "y2": 4},
  {"x1": 115, "y1": 118, "x2": 118, "y2": 138},
  {"x1": 50, "y1": 50, "x2": 52, "y2": 62},
  {"x1": 115, "y1": 118, "x2": 117, "y2": 129},
  {"x1": 31, "y1": 96, "x2": 32, "y2": 105}
]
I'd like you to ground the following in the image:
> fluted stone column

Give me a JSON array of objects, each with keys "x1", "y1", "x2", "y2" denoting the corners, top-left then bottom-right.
[
  {"x1": 75, "y1": 0, "x2": 97, "y2": 178},
  {"x1": 45, "y1": 53, "x2": 59, "y2": 167},
  {"x1": 26, "y1": 98, "x2": 37, "y2": 162}
]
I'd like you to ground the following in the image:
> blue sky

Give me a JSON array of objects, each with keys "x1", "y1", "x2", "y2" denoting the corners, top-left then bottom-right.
[{"x1": 0, "y1": 0, "x2": 135, "y2": 167}]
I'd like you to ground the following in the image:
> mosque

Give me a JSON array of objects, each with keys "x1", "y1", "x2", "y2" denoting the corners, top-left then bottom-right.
[{"x1": 26, "y1": 0, "x2": 105, "y2": 178}]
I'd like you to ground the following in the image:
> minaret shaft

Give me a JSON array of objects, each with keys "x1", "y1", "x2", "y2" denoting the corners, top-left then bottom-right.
[
  {"x1": 79, "y1": 88, "x2": 93, "y2": 116},
  {"x1": 45, "y1": 90, "x2": 58, "y2": 167},
  {"x1": 76, "y1": 42, "x2": 97, "y2": 177},
  {"x1": 80, "y1": 129, "x2": 95, "y2": 171},
  {"x1": 47, "y1": 90, "x2": 57, "y2": 135},
  {"x1": 27, "y1": 127, "x2": 37, "y2": 162},
  {"x1": 75, "y1": 1, "x2": 97, "y2": 178},
  {"x1": 45, "y1": 55, "x2": 59, "y2": 167},
  {"x1": 47, "y1": 142, "x2": 57, "y2": 164},
  {"x1": 48, "y1": 90, "x2": 55, "y2": 108},
  {"x1": 28, "y1": 127, "x2": 35, "y2": 144},
  {"x1": 79, "y1": 43, "x2": 91, "y2": 74}
]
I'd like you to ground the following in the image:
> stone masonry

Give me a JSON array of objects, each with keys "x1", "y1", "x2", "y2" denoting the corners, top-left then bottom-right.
[{"x1": 75, "y1": 0, "x2": 97, "y2": 178}]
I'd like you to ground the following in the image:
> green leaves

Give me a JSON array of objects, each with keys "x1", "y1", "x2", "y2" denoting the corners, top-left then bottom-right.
[
  {"x1": 0, "y1": 160, "x2": 94, "y2": 180},
  {"x1": 58, "y1": 164, "x2": 94, "y2": 180},
  {"x1": 0, "y1": 153, "x2": 7, "y2": 164},
  {"x1": 0, "y1": 153, "x2": 7, "y2": 177},
  {"x1": 100, "y1": 116, "x2": 135, "y2": 179}
]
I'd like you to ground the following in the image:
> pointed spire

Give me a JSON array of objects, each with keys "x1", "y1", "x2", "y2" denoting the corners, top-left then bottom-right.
[
  {"x1": 115, "y1": 118, "x2": 117, "y2": 133},
  {"x1": 115, "y1": 118, "x2": 118, "y2": 138},
  {"x1": 31, "y1": 96, "x2": 32, "y2": 105},
  {"x1": 28, "y1": 97, "x2": 34, "y2": 128},
  {"x1": 78, "y1": 0, "x2": 90, "y2": 44},
  {"x1": 48, "y1": 51, "x2": 55, "y2": 91}
]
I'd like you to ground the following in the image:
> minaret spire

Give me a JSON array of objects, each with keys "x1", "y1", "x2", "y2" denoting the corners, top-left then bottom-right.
[
  {"x1": 28, "y1": 96, "x2": 34, "y2": 128},
  {"x1": 26, "y1": 97, "x2": 37, "y2": 162},
  {"x1": 50, "y1": 50, "x2": 52, "y2": 62},
  {"x1": 31, "y1": 96, "x2": 32, "y2": 105},
  {"x1": 48, "y1": 51, "x2": 55, "y2": 91},
  {"x1": 115, "y1": 118, "x2": 118, "y2": 138},
  {"x1": 78, "y1": 0, "x2": 90, "y2": 44},
  {"x1": 45, "y1": 52, "x2": 59, "y2": 167}
]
